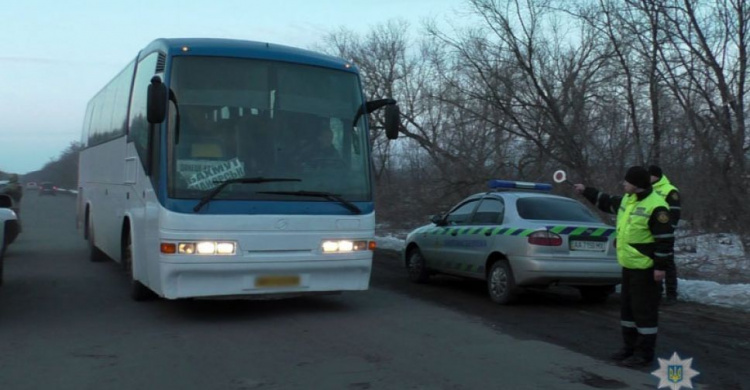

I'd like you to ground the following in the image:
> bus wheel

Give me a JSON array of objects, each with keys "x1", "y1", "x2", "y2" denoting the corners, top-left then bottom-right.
[
  {"x1": 122, "y1": 232, "x2": 155, "y2": 301},
  {"x1": 88, "y1": 217, "x2": 107, "y2": 262}
]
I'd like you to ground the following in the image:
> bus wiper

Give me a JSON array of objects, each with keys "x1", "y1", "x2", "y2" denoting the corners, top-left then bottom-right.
[
  {"x1": 193, "y1": 177, "x2": 302, "y2": 212},
  {"x1": 256, "y1": 190, "x2": 362, "y2": 214}
]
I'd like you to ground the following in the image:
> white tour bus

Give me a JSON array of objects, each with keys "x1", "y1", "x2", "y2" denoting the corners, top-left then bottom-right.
[{"x1": 77, "y1": 38, "x2": 399, "y2": 300}]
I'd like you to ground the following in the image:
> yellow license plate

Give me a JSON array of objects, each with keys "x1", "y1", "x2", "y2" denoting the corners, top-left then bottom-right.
[{"x1": 255, "y1": 275, "x2": 301, "y2": 288}]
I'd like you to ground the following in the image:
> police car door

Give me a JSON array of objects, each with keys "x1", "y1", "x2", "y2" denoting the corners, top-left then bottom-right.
[
  {"x1": 434, "y1": 198, "x2": 482, "y2": 276},
  {"x1": 460, "y1": 196, "x2": 504, "y2": 278}
]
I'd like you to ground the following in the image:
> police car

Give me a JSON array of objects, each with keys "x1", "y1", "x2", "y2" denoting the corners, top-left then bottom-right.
[{"x1": 403, "y1": 180, "x2": 621, "y2": 304}]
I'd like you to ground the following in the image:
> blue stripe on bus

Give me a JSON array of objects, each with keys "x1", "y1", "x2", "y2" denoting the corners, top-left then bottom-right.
[
  {"x1": 165, "y1": 199, "x2": 375, "y2": 215},
  {"x1": 148, "y1": 38, "x2": 358, "y2": 74}
]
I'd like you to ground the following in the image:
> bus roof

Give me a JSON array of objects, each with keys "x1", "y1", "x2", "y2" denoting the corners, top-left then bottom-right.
[{"x1": 141, "y1": 38, "x2": 358, "y2": 73}]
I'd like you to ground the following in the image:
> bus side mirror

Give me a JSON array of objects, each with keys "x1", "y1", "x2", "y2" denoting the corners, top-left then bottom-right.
[
  {"x1": 147, "y1": 76, "x2": 167, "y2": 124},
  {"x1": 384, "y1": 104, "x2": 400, "y2": 140}
]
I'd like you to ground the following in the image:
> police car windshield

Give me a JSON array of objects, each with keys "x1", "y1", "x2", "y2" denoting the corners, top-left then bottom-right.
[{"x1": 516, "y1": 197, "x2": 601, "y2": 222}]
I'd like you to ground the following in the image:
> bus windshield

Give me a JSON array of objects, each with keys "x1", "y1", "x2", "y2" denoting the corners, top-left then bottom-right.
[{"x1": 167, "y1": 56, "x2": 371, "y2": 202}]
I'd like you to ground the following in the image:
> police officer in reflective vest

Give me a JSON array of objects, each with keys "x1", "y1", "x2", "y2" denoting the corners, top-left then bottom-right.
[
  {"x1": 648, "y1": 165, "x2": 681, "y2": 305},
  {"x1": 574, "y1": 166, "x2": 674, "y2": 367}
]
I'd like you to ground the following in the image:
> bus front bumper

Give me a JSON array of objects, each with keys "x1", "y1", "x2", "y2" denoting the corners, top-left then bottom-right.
[{"x1": 157, "y1": 258, "x2": 372, "y2": 299}]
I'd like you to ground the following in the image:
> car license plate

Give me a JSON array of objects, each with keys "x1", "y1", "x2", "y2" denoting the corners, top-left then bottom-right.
[
  {"x1": 570, "y1": 240, "x2": 606, "y2": 251},
  {"x1": 255, "y1": 275, "x2": 301, "y2": 288}
]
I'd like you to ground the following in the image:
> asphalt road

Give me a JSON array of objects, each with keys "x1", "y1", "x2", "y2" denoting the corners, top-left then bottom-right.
[
  {"x1": 1, "y1": 193, "x2": 746, "y2": 389},
  {"x1": 373, "y1": 252, "x2": 750, "y2": 390}
]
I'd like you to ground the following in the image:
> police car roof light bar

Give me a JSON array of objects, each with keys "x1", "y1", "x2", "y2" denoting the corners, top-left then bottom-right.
[{"x1": 488, "y1": 180, "x2": 552, "y2": 192}]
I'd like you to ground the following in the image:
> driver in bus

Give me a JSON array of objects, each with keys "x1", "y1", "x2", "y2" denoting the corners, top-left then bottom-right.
[{"x1": 297, "y1": 124, "x2": 340, "y2": 170}]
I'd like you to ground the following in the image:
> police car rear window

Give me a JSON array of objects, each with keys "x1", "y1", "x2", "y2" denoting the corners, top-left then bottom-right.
[{"x1": 516, "y1": 197, "x2": 600, "y2": 222}]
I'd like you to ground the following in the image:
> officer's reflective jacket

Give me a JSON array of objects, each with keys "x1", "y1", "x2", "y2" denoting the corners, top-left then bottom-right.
[
  {"x1": 582, "y1": 187, "x2": 674, "y2": 270},
  {"x1": 652, "y1": 175, "x2": 681, "y2": 229}
]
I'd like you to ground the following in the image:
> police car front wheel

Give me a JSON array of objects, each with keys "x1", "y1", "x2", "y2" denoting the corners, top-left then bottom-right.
[{"x1": 407, "y1": 249, "x2": 430, "y2": 283}]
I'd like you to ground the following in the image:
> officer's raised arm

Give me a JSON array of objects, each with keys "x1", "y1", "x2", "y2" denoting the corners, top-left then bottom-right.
[{"x1": 575, "y1": 184, "x2": 623, "y2": 215}]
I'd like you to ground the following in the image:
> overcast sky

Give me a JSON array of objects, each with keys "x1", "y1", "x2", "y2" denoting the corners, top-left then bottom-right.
[{"x1": 0, "y1": 0, "x2": 467, "y2": 175}]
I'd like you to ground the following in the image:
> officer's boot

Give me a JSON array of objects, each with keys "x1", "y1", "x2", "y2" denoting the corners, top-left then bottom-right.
[
  {"x1": 621, "y1": 333, "x2": 656, "y2": 367},
  {"x1": 610, "y1": 327, "x2": 637, "y2": 361}
]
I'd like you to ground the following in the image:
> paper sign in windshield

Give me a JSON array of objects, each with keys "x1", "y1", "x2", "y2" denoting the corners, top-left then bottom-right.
[
  {"x1": 179, "y1": 158, "x2": 245, "y2": 190},
  {"x1": 178, "y1": 160, "x2": 225, "y2": 178}
]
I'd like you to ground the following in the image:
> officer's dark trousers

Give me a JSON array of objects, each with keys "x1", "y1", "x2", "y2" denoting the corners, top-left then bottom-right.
[
  {"x1": 660, "y1": 258, "x2": 678, "y2": 298},
  {"x1": 620, "y1": 267, "x2": 660, "y2": 360}
]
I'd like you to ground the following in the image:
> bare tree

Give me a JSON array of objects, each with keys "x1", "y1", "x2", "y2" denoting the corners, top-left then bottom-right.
[
  {"x1": 655, "y1": 0, "x2": 749, "y2": 231},
  {"x1": 319, "y1": 0, "x2": 750, "y2": 237},
  {"x1": 324, "y1": 19, "x2": 532, "y2": 225},
  {"x1": 424, "y1": 0, "x2": 632, "y2": 184}
]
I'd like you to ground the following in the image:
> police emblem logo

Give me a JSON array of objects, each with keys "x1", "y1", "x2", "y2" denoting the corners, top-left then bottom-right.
[
  {"x1": 652, "y1": 352, "x2": 700, "y2": 389},
  {"x1": 657, "y1": 211, "x2": 670, "y2": 224},
  {"x1": 671, "y1": 192, "x2": 679, "y2": 201},
  {"x1": 668, "y1": 365, "x2": 683, "y2": 383}
]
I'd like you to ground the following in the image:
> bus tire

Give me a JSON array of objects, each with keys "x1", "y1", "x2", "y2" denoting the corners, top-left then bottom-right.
[
  {"x1": 131, "y1": 279, "x2": 154, "y2": 302},
  {"x1": 88, "y1": 217, "x2": 107, "y2": 262},
  {"x1": 122, "y1": 231, "x2": 156, "y2": 301}
]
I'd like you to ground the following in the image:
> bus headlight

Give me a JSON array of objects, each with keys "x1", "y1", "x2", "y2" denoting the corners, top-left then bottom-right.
[
  {"x1": 178, "y1": 243, "x2": 196, "y2": 254},
  {"x1": 196, "y1": 242, "x2": 216, "y2": 255},
  {"x1": 216, "y1": 242, "x2": 236, "y2": 255},
  {"x1": 321, "y1": 240, "x2": 372, "y2": 253},
  {"x1": 172, "y1": 241, "x2": 237, "y2": 255}
]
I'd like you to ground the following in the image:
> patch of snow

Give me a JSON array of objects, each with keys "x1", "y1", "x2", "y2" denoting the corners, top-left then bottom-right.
[
  {"x1": 376, "y1": 235, "x2": 406, "y2": 252},
  {"x1": 680, "y1": 233, "x2": 745, "y2": 257},
  {"x1": 678, "y1": 279, "x2": 750, "y2": 312}
]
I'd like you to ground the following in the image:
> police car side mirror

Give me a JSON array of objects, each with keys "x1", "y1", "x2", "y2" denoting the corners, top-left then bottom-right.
[{"x1": 430, "y1": 214, "x2": 445, "y2": 225}]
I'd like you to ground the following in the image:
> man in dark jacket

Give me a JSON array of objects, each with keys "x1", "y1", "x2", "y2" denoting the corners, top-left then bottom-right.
[
  {"x1": 649, "y1": 165, "x2": 681, "y2": 305},
  {"x1": 574, "y1": 166, "x2": 675, "y2": 367}
]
